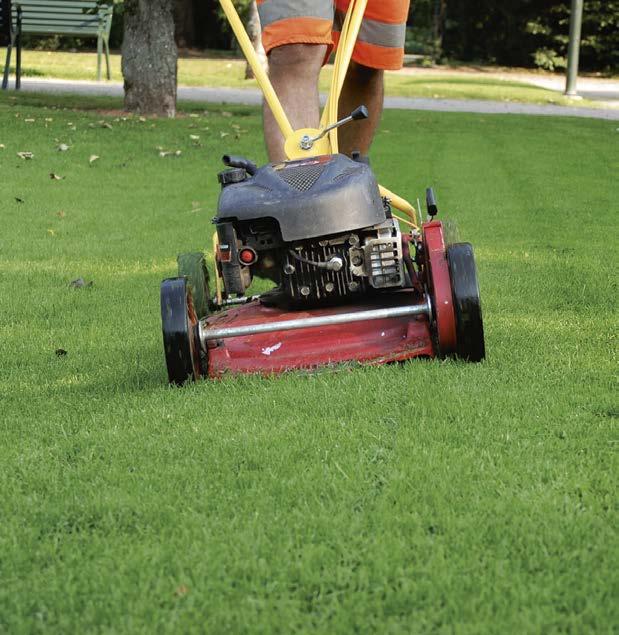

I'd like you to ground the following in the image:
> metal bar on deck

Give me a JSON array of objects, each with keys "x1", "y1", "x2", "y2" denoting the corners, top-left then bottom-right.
[{"x1": 199, "y1": 299, "x2": 432, "y2": 343}]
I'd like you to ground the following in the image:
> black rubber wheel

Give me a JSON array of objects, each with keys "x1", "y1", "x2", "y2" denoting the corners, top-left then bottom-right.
[
  {"x1": 446, "y1": 243, "x2": 486, "y2": 362},
  {"x1": 160, "y1": 277, "x2": 203, "y2": 384},
  {"x1": 177, "y1": 252, "x2": 211, "y2": 319}
]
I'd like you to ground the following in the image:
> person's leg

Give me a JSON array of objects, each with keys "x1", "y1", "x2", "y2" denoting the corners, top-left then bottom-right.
[
  {"x1": 263, "y1": 43, "x2": 327, "y2": 163},
  {"x1": 332, "y1": 0, "x2": 410, "y2": 157},
  {"x1": 336, "y1": 60, "x2": 384, "y2": 156}
]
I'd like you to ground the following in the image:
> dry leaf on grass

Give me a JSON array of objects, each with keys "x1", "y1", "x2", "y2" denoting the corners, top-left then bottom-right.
[
  {"x1": 89, "y1": 155, "x2": 100, "y2": 164},
  {"x1": 57, "y1": 210, "x2": 65, "y2": 219},
  {"x1": 57, "y1": 143, "x2": 70, "y2": 152},
  {"x1": 69, "y1": 277, "x2": 93, "y2": 289},
  {"x1": 17, "y1": 151, "x2": 34, "y2": 160},
  {"x1": 50, "y1": 173, "x2": 64, "y2": 180},
  {"x1": 158, "y1": 149, "x2": 182, "y2": 158}
]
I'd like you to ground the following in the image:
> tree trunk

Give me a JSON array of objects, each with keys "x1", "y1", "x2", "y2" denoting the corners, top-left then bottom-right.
[
  {"x1": 432, "y1": 0, "x2": 447, "y2": 59},
  {"x1": 174, "y1": 0, "x2": 194, "y2": 49},
  {"x1": 122, "y1": 0, "x2": 178, "y2": 117},
  {"x1": 244, "y1": 0, "x2": 267, "y2": 80}
]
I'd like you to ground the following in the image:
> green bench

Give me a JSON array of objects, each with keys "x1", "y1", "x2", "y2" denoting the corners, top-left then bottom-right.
[{"x1": 1, "y1": 0, "x2": 113, "y2": 90}]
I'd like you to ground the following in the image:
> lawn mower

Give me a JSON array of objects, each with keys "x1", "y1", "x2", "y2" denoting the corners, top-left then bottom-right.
[{"x1": 160, "y1": 0, "x2": 485, "y2": 384}]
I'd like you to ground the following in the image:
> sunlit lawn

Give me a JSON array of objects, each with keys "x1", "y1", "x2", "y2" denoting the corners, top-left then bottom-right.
[{"x1": 0, "y1": 91, "x2": 616, "y2": 632}]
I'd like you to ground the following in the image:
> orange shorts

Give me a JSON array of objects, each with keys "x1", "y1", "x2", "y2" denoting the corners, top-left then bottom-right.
[{"x1": 257, "y1": 0, "x2": 410, "y2": 71}]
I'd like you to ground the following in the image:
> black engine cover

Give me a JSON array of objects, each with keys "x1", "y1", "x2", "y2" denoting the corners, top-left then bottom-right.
[{"x1": 216, "y1": 154, "x2": 386, "y2": 242}]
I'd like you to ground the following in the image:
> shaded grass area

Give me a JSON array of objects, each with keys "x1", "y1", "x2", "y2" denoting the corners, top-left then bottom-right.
[
  {"x1": 0, "y1": 92, "x2": 617, "y2": 633},
  {"x1": 0, "y1": 49, "x2": 596, "y2": 107}
]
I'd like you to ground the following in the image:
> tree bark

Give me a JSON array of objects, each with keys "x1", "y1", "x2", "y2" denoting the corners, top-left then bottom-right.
[
  {"x1": 122, "y1": 0, "x2": 178, "y2": 117},
  {"x1": 244, "y1": 0, "x2": 267, "y2": 80}
]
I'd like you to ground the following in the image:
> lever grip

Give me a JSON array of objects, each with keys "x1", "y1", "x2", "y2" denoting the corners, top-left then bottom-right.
[{"x1": 351, "y1": 105, "x2": 369, "y2": 121}]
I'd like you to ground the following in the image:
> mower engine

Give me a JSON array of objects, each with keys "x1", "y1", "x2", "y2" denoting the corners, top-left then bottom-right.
[{"x1": 214, "y1": 154, "x2": 410, "y2": 305}]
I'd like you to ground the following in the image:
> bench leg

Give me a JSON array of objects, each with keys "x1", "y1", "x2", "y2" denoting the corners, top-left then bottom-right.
[
  {"x1": 97, "y1": 35, "x2": 102, "y2": 81},
  {"x1": 104, "y1": 37, "x2": 110, "y2": 80},
  {"x1": 1, "y1": 41, "x2": 11, "y2": 90},
  {"x1": 15, "y1": 31, "x2": 21, "y2": 90}
]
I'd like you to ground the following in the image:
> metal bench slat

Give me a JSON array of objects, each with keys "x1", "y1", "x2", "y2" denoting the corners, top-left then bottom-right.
[
  {"x1": 14, "y1": 1, "x2": 104, "y2": 8},
  {"x1": 17, "y1": 15, "x2": 101, "y2": 23}
]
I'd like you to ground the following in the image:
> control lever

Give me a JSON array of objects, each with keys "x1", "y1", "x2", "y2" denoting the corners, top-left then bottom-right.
[{"x1": 300, "y1": 105, "x2": 369, "y2": 150}]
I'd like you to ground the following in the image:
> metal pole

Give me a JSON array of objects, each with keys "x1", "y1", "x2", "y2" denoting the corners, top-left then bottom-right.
[
  {"x1": 199, "y1": 299, "x2": 432, "y2": 343},
  {"x1": 565, "y1": 0, "x2": 584, "y2": 97}
]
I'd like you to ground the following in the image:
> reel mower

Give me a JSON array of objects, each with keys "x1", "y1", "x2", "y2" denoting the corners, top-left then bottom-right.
[{"x1": 160, "y1": 0, "x2": 485, "y2": 384}]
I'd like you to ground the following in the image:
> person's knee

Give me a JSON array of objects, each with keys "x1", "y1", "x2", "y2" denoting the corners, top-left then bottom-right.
[
  {"x1": 268, "y1": 44, "x2": 326, "y2": 76},
  {"x1": 347, "y1": 60, "x2": 383, "y2": 84}
]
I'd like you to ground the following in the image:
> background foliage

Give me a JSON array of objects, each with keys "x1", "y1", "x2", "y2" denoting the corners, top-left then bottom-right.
[{"x1": 19, "y1": 0, "x2": 619, "y2": 72}]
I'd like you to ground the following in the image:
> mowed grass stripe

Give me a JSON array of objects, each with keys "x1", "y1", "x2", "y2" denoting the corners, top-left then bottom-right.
[{"x1": 0, "y1": 93, "x2": 616, "y2": 633}]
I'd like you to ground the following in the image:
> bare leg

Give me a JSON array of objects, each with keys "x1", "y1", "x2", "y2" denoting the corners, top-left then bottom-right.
[
  {"x1": 263, "y1": 44, "x2": 327, "y2": 163},
  {"x1": 337, "y1": 61, "x2": 384, "y2": 157}
]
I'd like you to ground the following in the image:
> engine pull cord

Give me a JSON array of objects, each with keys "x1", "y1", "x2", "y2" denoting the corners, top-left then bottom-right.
[{"x1": 288, "y1": 250, "x2": 345, "y2": 272}]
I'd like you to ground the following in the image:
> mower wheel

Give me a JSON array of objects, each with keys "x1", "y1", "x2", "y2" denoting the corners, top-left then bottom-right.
[
  {"x1": 177, "y1": 252, "x2": 211, "y2": 319},
  {"x1": 446, "y1": 243, "x2": 485, "y2": 362},
  {"x1": 160, "y1": 277, "x2": 203, "y2": 384}
]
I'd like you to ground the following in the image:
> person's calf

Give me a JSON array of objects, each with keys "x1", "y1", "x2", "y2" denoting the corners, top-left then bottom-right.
[
  {"x1": 263, "y1": 43, "x2": 327, "y2": 162},
  {"x1": 337, "y1": 61, "x2": 384, "y2": 157}
]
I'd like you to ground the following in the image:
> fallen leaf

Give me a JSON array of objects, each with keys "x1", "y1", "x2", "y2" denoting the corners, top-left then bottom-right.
[
  {"x1": 57, "y1": 143, "x2": 70, "y2": 152},
  {"x1": 89, "y1": 155, "x2": 100, "y2": 164},
  {"x1": 55, "y1": 348, "x2": 68, "y2": 357},
  {"x1": 50, "y1": 173, "x2": 64, "y2": 180},
  {"x1": 17, "y1": 151, "x2": 34, "y2": 160},
  {"x1": 69, "y1": 277, "x2": 93, "y2": 289},
  {"x1": 175, "y1": 585, "x2": 189, "y2": 597},
  {"x1": 57, "y1": 210, "x2": 65, "y2": 219},
  {"x1": 47, "y1": 228, "x2": 56, "y2": 236}
]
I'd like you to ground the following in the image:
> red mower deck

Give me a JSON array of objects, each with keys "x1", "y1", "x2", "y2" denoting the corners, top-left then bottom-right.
[{"x1": 202, "y1": 291, "x2": 434, "y2": 377}]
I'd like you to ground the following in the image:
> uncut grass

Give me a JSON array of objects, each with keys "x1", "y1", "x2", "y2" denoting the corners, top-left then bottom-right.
[
  {"x1": 0, "y1": 48, "x2": 596, "y2": 108},
  {"x1": 0, "y1": 93, "x2": 617, "y2": 633}
]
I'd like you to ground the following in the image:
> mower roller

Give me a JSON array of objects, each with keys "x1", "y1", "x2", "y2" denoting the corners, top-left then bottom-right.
[{"x1": 160, "y1": 0, "x2": 485, "y2": 384}]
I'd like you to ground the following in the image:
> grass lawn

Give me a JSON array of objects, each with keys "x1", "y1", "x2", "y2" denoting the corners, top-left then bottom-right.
[
  {"x1": 0, "y1": 92, "x2": 617, "y2": 633},
  {"x1": 0, "y1": 48, "x2": 597, "y2": 108}
]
